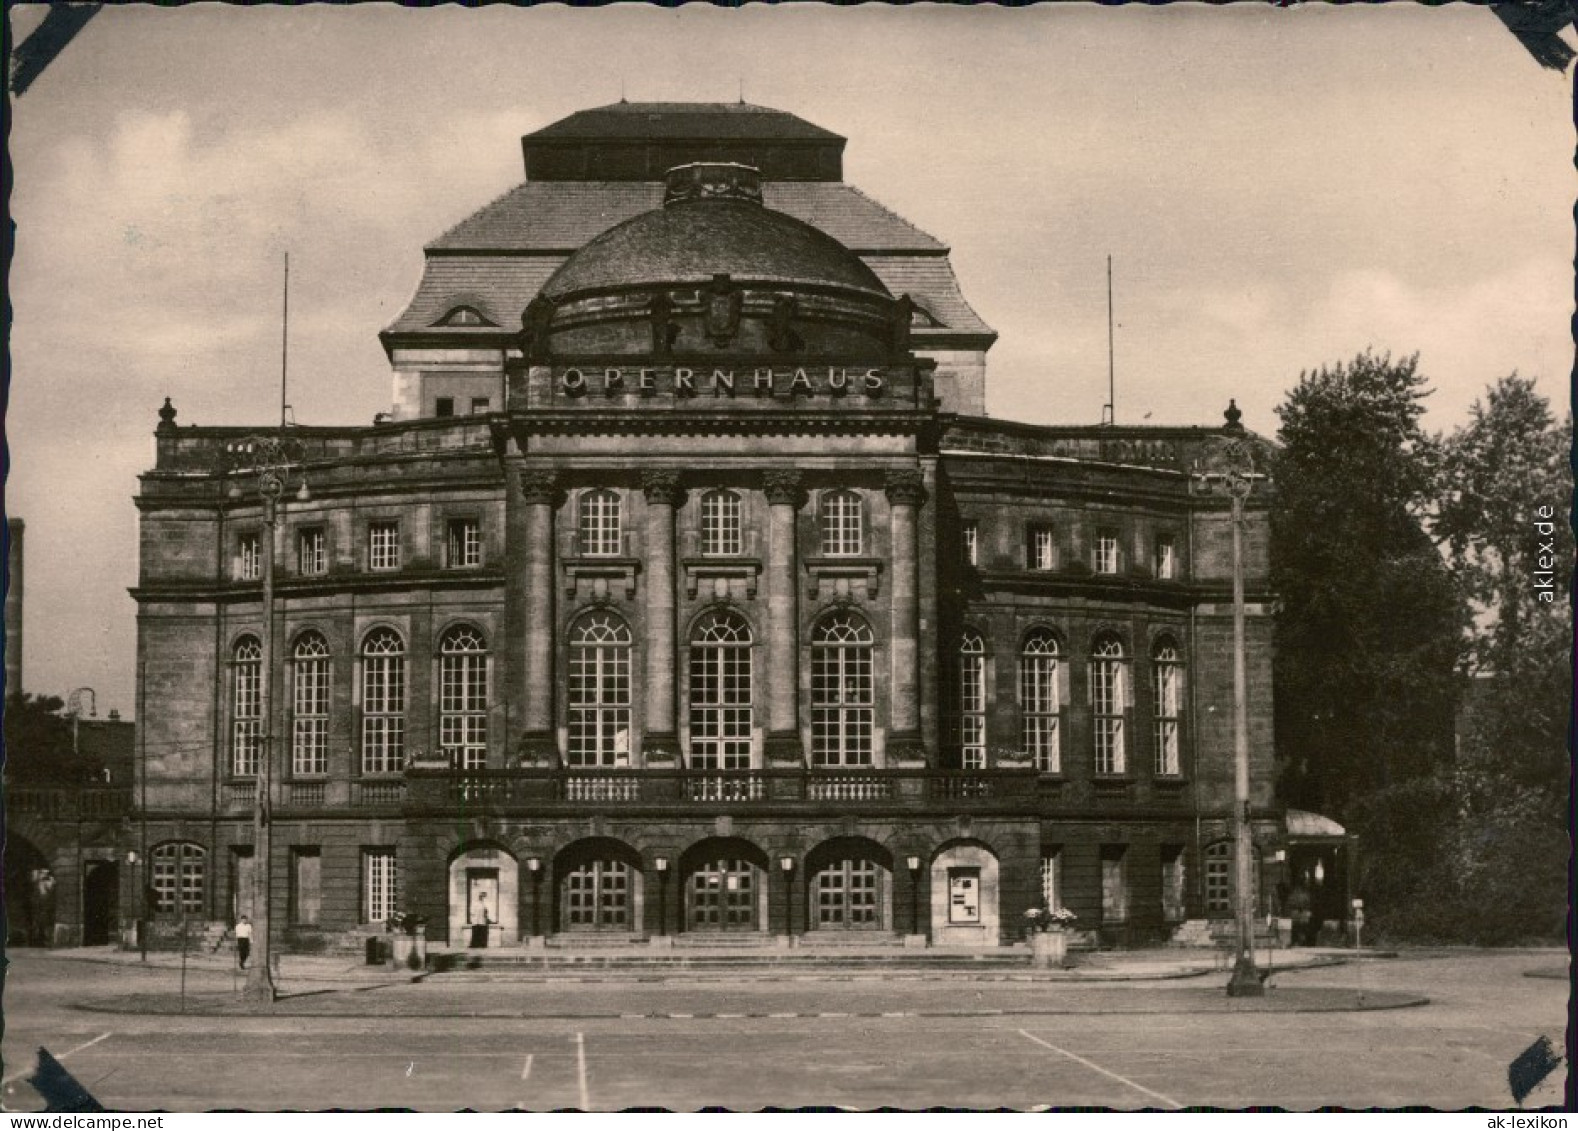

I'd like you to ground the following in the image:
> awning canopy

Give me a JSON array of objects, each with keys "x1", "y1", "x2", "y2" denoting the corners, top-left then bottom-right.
[{"x1": 1285, "y1": 808, "x2": 1347, "y2": 843}]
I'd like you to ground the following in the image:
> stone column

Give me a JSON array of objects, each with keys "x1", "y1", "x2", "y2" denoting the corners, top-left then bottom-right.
[
  {"x1": 762, "y1": 470, "x2": 804, "y2": 766},
  {"x1": 886, "y1": 468, "x2": 926, "y2": 765},
  {"x1": 641, "y1": 471, "x2": 681, "y2": 765},
  {"x1": 517, "y1": 469, "x2": 558, "y2": 765}
]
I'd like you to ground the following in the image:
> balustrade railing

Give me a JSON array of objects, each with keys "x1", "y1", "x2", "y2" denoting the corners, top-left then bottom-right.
[
  {"x1": 353, "y1": 779, "x2": 405, "y2": 807},
  {"x1": 286, "y1": 781, "x2": 327, "y2": 807},
  {"x1": 685, "y1": 772, "x2": 766, "y2": 802},
  {"x1": 6, "y1": 787, "x2": 130, "y2": 819},
  {"x1": 806, "y1": 773, "x2": 894, "y2": 802}
]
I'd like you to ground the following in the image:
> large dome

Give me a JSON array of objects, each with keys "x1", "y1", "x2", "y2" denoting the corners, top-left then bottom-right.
[{"x1": 540, "y1": 164, "x2": 890, "y2": 301}]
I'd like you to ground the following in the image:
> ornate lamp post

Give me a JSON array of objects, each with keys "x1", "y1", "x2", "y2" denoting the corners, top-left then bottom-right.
[
  {"x1": 1192, "y1": 401, "x2": 1265, "y2": 998},
  {"x1": 228, "y1": 434, "x2": 307, "y2": 1003}
]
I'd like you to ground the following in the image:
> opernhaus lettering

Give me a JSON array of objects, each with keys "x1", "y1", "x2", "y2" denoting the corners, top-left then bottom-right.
[{"x1": 560, "y1": 366, "x2": 886, "y2": 397}]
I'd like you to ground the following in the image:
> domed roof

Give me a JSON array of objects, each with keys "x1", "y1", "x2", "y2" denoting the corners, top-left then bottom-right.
[{"x1": 540, "y1": 163, "x2": 890, "y2": 301}]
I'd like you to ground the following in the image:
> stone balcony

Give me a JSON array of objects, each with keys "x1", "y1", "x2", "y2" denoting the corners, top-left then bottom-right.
[{"x1": 401, "y1": 765, "x2": 1040, "y2": 816}]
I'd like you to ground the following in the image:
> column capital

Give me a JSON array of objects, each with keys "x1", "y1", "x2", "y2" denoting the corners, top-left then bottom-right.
[
  {"x1": 884, "y1": 468, "x2": 926, "y2": 507},
  {"x1": 640, "y1": 470, "x2": 683, "y2": 505},
  {"x1": 517, "y1": 469, "x2": 558, "y2": 505},
  {"x1": 762, "y1": 470, "x2": 804, "y2": 507}
]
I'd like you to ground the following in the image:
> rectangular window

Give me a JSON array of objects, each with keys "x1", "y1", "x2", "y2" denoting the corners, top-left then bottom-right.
[
  {"x1": 1092, "y1": 649, "x2": 1128, "y2": 775},
  {"x1": 1161, "y1": 845, "x2": 1186, "y2": 922},
  {"x1": 1028, "y1": 526, "x2": 1055, "y2": 571},
  {"x1": 297, "y1": 528, "x2": 327, "y2": 576},
  {"x1": 292, "y1": 649, "x2": 330, "y2": 777},
  {"x1": 368, "y1": 522, "x2": 400, "y2": 571},
  {"x1": 961, "y1": 521, "x2": 979, "y2": 567},
  {"x1": 1153, "y1": 652, "x2": 1183, "y2": 777},
  {"x1": 1040, "y1": 849, "x2": 1062, "y2": 910},
  {"x1": 1100, "y1": 845, "x2": 1129, "y2": 923},
  {"x1": 153, "y1": 845, "x2": 205, "y2": 916},
  {"x1": 446, "y1": 518, "x2": 482, "y2": 569},
  {"x1": 1094, "y1": 530, "x2": 1120, "y2": 574},
  {"x1": 291, "y1": 847, "x2": 322, "y2": 926},
  {"x1": 237, "y1": 533, "x2": 261, "y2": 581},
  {"x1": 363, "y1": 848, "x2": 397, "y2": 924},
  {"x1": 470, "y1": 397, "x2": 491, "y2": 415},
  {"x1": 435, "y1": 397, "x2": 455, "y2": 418},
  {"x1": 1154, "y1": 534, "x2": 1177, "y2": 580},
  {"x1": 960, "y1": 651, "x2": 986, "y2": 770}
]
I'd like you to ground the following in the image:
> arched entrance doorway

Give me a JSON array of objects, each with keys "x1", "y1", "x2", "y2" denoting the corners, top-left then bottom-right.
[
  {"x1": 4, "y1": 832, "x2": 54, "y2": 947},
  {"x1": 805, "y1": 837, "x2": 892, "y2": 933},
  {"x1": 82, "y1": 859, "x2": 120, "y2": 946},
  {"x1": 555, "y1": 838, "x2": 644, "y2": 936},
  {"x1": 679, "y1": 838, "x2": 768, "y2": 934},
  {"x1": 448, "y1": 843, "x2": 519, "y2": 947}
]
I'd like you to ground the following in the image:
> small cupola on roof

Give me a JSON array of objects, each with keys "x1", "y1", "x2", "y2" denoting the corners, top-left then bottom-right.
[{"x1": 525, "y1": 162, "x2": 907, "y2": 362}]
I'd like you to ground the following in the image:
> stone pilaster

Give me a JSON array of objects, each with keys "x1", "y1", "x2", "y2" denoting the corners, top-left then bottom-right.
[
  {"x1": 762, "y1": 470, "x2": 804, "y2": 766},
  {"x1": 885, "y1": 468, "x2": 926, "y2": 765},
  {"x1": 517, "y1": 469, "x2": 558, "y2": 766},
  {"x1": 641, "y1": 470, "x2": 682, "y2": 765}
]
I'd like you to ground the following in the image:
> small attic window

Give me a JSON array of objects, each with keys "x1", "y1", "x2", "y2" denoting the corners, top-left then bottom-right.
[
  {"x1": 909, "y1": 304, "x2": 942, "y2": 328},
  {"x1": 438, "y1": 306, "x2": 491, "y2": 327}
]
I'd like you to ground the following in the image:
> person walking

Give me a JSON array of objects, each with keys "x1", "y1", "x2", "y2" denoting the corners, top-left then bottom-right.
[{"x1": 235, "y1": 915, "x2": 253, "y2": 969}]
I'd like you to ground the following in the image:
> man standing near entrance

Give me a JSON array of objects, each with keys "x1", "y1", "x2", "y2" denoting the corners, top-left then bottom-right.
[{"x1": 235, "y1": 915, "x2": 253, "y2": 969}]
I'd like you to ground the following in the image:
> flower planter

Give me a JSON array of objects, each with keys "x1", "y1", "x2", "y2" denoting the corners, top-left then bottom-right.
[
  {"x1": 1031, "y1": 931, "x2": 1067, "y2": 969},
  {"x1": 388, "y1": 935, "x2": 425, "y2": 970}
]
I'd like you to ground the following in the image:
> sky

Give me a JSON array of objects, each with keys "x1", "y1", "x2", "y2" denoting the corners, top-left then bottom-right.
[{"x1": 7, "y1": 4, "x2": 1573, "y2": 715}]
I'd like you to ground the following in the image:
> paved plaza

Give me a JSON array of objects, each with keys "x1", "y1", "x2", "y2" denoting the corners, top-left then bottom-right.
[{"x1": 0, "y1": 948, "x2": 1568, "y2": 1111}]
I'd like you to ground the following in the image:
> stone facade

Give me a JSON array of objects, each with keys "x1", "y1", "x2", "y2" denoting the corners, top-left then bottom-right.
[{"x1": 128, "y1": 104, "x2": 1283, "y2": 953}]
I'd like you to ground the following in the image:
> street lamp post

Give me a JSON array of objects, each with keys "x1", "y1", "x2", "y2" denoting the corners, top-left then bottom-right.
[
  {"x1": 1192, "y1": 400, "x2": 1265, "y2": 998},
  {"x1": 230, "y1": 435, "x2": 306, "y2": 1004}
]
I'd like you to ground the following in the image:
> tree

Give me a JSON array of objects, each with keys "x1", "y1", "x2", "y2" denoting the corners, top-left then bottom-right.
[
  {"x1": 1, "y1": 692, "x2": 107, "y2": 784},
  {"x1": 1270, "y1": 351, "x2": 1466, "y2": 821}
]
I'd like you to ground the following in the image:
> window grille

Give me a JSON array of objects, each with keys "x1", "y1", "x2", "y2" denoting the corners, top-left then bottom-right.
[
  {"x1": 579, "y1": 490, "x2": 622, "y2": 557},
  {"x1": 1152, "y1": 639, "x2": 1183, "y2": 776},
  {"x1": 440, "y1": 625, "x2": 488, "y2": 770},
  {"x1": 297, "y1": 528, "x2": 327, "y2": 576},
  {"x1": 363, "y1": 849, "x2": 397, "y2": 924},
  {"x1": 361, "y1": 629, "x2": 406, "y2": 774},
  {"x1": 231, "y1": 637, "x2": 262, "y2": 777},
  {"x1": 819, "y1": 491, "x2": 864, "y2": 556},
  {"x1": 238, "y1": 534, "x2": 261, "y2": 581},
  {"x1": 568, "y1": 613, "x2": 632, "y2": 767},
  {"x1": 291, "y1": 632, "x2": 330, "y2": 776},
  {"x1": 959, "y1": 632, "x2": 986, "y2": 770},
  {"x1": 1092, "y1": 636, "x2": 1127, "y2": 774},
  {"x1": 1019, "y1": 632, "x2": 1061, "y2": 773},
  {"x1": 700, "y1": 490, "x2": 743, "y2": 557},
  {"x1": 810, "y1": 612, "x2": 874, "y2": 766},
  {"x1": 689, "y1": 612, "x2": 752, "y2": 770},
  {"x1": 447, "y1": 519, "x2": 482, "y2": 568},
  {"x1": 368, "y1": 522, "x2": 401, "y2": 571}
]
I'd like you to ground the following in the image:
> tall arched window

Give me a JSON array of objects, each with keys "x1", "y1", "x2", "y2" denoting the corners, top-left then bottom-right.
[
  {"x1": 1091, "y1": 634, "x2": 1128, "y2": 775},
  {"x1": 361, "y1": 629, "x2": 406, "y2": 775},
  {"x1": 440, "y1": 625, "x2": 489, "y2": 770},
  {"x1": 152, "y1": 842, "x2": 206, "y2": 915},
  {"x1": 1019, "y1": 631, "x2": 1061, "y2": 773},
  {"x1": 810, "y1": 612, "x2": 874, "y2": 766},
  {"x1": 231, "y1": 636, "x2": 262, "y2": 777},
  {"x1": 959, "y1": 631, "x2": 986, "y2": 770},
  {"x1": 689, "y1": 612, "x2": 752, "y2": 770},
  {"x1": 1152, "y1": 637, "x2": 1184, "y2": 776},
  {"x1": 568, "y1": 612, "x2": 632, "y2": 767},
  {"x1": 579, "y1": 490, "x2": 622, "y2": 556},
  {"x1": 819, "y1": 491, "x2": 864, "y2": 556},
  {"x1": 700, "y1": 490, "x2": 743, "y2": 557},
  {"x1": 291, "y1": 632, "x2": 330, "y2": 777}
]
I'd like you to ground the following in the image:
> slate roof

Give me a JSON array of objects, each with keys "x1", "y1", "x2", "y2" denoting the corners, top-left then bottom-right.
[
  {"x1": 527, "y1": 102, "x2": 843, "y2": 142},
  {"x1": 391, "y1": 179, "x2": 992, "y2": 338},
  {"x1": 431, "y1": 182, "x2": 945, "y2": 253}
]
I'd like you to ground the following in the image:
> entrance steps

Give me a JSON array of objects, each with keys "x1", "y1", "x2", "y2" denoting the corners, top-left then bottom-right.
[{"x1": 425, "y1": 941, "x2": 1029, "y2": 973}]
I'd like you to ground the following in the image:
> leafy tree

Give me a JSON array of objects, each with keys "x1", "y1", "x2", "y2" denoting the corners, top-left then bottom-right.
[
  {"x1": 1, "y1": 692, "x2": 107, "y2": 784},
  {"x1": 1270, "y1": 351, "x2": 1466, "y2": 820},
  {"x1": 1436, "y1": 374, "x2": 1572, "y2": 670}
]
